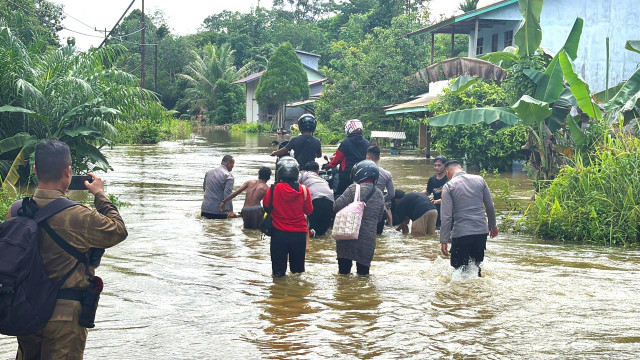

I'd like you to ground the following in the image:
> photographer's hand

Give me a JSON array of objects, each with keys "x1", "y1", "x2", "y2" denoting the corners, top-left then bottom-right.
[{"x1": 85, "y1": 173, "x2": 104, "y2": 195}]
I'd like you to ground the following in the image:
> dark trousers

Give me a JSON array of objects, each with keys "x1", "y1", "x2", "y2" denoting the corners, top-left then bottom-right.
[
  {"x1": 450, "y1": 233, "x2": 488, "y2": 276},
  {"x1": 201, "y1": 212, "x2": 227, "y2": 219},
  {"x1": 435, "y1": 203, "x2": 442, "y2": 230},
  {"x1": 335, "y1": 170, "x2": 352, "y2": 197},
  {"x1": 338, "y1": 258, "x2": 370, "y2": 276},
  {"x1": 376, "y1": 209, "x2": 389, "y2": 235},
  {"x1": 308, "y1": 198, "x2": 334, "y2": 236},
  {"x1": 270, "y1": 229, "x2": 306, "y2": 277}
]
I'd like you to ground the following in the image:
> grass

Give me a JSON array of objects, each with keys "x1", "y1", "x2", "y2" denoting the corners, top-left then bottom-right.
[{"x1": 524, "y1": 131, "x2": 640, "y2": 246}]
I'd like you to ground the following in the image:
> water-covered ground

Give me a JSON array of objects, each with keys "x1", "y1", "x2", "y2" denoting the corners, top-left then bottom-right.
[{"x1": 2, "y1": 129, "x2": 639, "y2": 359}]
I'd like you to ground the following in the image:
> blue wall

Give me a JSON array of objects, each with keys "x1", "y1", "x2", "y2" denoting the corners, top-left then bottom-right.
[{"x1": 470, "y1": 0, "x2": 640, "y2": 92}]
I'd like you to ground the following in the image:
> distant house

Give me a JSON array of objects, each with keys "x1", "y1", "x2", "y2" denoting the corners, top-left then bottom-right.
[
  {"x1": 409, "y1": 0, "x2": 640, "y2": 92},
  {"x1": 232, "y1": 50, "x2": 327, "y2": 128}
]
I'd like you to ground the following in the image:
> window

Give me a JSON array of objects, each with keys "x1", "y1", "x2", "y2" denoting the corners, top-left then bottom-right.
[
  {"x1": 504, "y1": 30, "x2": 513, "y2": 47},
  {"x1": 476, "y1": 37, "x2": 484, "y2": 55},
  {"x1": 492, "y1": 33, "x2": 499, "y2": 52}
]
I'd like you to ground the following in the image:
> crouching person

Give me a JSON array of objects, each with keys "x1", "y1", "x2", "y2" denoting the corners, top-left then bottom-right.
[{"x1": 9, "y1": 140, "x2": 128, "y2": 360}]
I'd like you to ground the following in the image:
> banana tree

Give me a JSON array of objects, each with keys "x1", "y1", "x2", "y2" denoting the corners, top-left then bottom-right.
[{"x1": 430, "y1": 8, "x2": 585, "y2": 183}]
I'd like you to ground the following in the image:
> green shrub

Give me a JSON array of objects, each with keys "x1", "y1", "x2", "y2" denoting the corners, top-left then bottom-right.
[
  {"x1": 429, "y1": 81, "x2": 528, "y2": 170},
  {"x1": 0, "y1": 189, "x2": 22, "y2": 224},
  {"x1": 524, "y1": 132, "x2": 640, "y2": 246},
  {"x1": 230, "y1": 122, "x2": 270, "y2": 133},
  {"x1": 116, "y1": 118, "x2": 192, "y2": 144}
]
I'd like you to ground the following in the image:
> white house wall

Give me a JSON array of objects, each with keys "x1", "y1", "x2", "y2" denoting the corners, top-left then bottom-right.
[
  {"x1": 471, "y1": 0, "x2": 640, "y2": 92},
  {"x1": 245, "y1": 81, "x2": 259, "y2": 124}
]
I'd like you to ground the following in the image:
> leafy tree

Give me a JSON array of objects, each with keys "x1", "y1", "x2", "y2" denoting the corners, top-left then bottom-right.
[
  {"x1": 458, "y1": 0, "x2": 480, "y2": 13},
  {"x1": 255, "y1": 42, "x2": 309, "y2": 128},
  {"x1": 0, "y1": 0, "x2": 63, "y2": 47},
  {"x1": 315, "y1": 14, "x2": 424, "y2": 133},
  {"x1": 0, "y1": 25, "x2": 163, "y2": 191},
  {"x1": 178, "y1": 43, "x2": 248, "y2": 123}
]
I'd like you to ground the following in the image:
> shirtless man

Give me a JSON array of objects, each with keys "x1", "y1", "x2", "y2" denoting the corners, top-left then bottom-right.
[{"x1": 220, "y1": 167, "x2": 271, "y2": 229}]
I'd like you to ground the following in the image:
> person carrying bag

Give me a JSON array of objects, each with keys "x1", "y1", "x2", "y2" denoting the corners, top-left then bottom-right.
[{"x1": 332, "y1": 160, "x2": 385, "y2": 276}]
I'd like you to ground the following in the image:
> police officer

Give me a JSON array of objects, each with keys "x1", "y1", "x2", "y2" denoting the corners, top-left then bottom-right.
[{"x1": 12, "y1": 140, "x2": 128, "y2": 360}]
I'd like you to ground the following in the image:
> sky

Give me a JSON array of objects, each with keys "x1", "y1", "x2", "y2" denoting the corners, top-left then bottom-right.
[{"x1": 53, "y1": 0, "x2": 500, "y2": 50}]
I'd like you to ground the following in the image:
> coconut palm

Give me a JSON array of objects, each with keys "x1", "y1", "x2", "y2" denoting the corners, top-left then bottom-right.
[
  {"x1": 178, "y1": 42, "x2": 250, "y2": 122},
  {"x1": 0, "y1": 24, "x2": 164, "y2": 192}
]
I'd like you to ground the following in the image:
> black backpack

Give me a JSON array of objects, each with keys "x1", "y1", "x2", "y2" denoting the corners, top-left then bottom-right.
[{"x1": 0, "y1": 197, "x2": 79, "y2": 336}]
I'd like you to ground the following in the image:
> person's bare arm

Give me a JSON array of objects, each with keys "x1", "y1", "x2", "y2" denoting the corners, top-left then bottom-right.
[
  {"x1": 395, "y1": 218, "x2": 410, "y2": 234},
  {"x1": 220, "y1": 181, "x2": 249, "y2": 212}
]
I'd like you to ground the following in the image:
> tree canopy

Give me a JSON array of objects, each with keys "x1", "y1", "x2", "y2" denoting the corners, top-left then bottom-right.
[{"x1": 255, "y1": 42, "x2": 309, "y2": 109}]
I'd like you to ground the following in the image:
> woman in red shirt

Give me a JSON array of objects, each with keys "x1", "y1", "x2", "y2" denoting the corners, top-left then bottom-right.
[{"x1": 262, "y1": 156, "x2": 313, "y2": 277}]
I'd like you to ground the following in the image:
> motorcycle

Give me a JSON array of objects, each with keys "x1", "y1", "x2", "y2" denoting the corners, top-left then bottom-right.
[{"x1": 318, "y1": 155, "x2": 338, "y2": 191}]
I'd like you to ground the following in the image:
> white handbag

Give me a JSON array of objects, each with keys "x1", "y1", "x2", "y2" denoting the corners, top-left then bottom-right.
[{"x1": 332, "y1": 184, "x2": 366, "y2": 240}]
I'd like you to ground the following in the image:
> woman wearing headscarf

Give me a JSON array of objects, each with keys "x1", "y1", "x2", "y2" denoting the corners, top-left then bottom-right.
[{"x1": 326, "y1": 119, "x2": 370, "y2": 196}]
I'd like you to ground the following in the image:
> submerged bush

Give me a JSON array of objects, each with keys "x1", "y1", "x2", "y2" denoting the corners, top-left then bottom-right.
[
  {"x1": 524, "y1": 132, "x2": 640, "y2": 246},
  {"x1": 230, "y1": 122, "x2": 270, "y2": 133}
]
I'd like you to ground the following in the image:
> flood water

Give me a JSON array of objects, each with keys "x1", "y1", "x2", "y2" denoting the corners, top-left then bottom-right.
[{"x1": 2, "y1": 129, "x2": 640, "y2": 359}]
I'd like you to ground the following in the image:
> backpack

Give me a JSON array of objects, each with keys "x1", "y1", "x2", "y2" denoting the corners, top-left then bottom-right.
[{"x1": 0, "y1": 197, "x2": 79, "y2": 336}]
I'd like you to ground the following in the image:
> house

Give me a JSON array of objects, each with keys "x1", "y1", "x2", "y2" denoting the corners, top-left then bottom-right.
[
  {"x1": 232, "y1": 50, "x2": 327, "y2": 128},
  {"x1": 409, "y1": 0, "x2": 640, "y2": 92}
]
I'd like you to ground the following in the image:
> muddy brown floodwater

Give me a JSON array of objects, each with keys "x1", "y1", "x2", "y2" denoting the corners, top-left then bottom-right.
[{"x1": 2, "y1": 129, "x2": 639, "y2": 359}]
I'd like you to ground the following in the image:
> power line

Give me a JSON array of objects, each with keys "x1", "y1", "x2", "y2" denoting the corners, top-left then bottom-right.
[
  {"x1": 62, "y1": 26, "x2": 105, "y2": 39},
  {"x1": 7, "y1": 0, "x2": 103, "y2": 39},
  {"x1": 62, "y1": 10, "x2": 95, "y2": 30}
]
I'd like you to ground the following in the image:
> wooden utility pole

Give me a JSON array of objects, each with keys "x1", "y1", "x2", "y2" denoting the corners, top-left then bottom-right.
[{"x1": 140, "y1": 0, "x2": 146, "y2": 88}]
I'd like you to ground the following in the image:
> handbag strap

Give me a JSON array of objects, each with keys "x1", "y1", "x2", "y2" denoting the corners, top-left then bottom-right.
[{"x1": 353, "y1": 184, "x2": 360, "y2": 203}]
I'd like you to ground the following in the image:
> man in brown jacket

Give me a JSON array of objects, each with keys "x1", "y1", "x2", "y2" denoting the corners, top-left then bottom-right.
[{"x1": 10, "y1": 140, "x2": 128, "y2": 360}]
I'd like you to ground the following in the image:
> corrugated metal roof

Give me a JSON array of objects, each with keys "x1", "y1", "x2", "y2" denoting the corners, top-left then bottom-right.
[
  {"x1": 370, "y1": 131, "x2": 406, "y2": 140},
  {"x1": 231, "y1": 71, "x2": 264, "y2": 84},
  {"x1": 384, "y1": 80, "x2": 448, "y2": 115}
]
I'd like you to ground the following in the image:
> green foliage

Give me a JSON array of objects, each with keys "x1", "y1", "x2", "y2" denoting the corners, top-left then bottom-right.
[
  {"x1": 428, "y1": 81, "x2": 528, "y2": 170},
  {"x1": 501, "y1": 52, "x2": 549, "y2": 103},
  {"x1": 0, "y1": 188, "x2": 23, "y2": 224},
  {"x1": 524, "y1": 131, "x2": 640, "y2": 246},
  {"x1": 316, "y1": 14, "x2": 424, "y2": 133},
  {"x1": 255, "y1": 42, "x2": 309, "y2": 108},
  {"x1": 458, "y1": 0, "x2": 480, "y2": 13},
  {"x1": 177, "y1": 42, "x2": 248, "y2": 123},
  {"x1": 0, "y1": 0, "x2": 63, "y2": 47},
  {"x1": 0, "y1": 23, "x2": 169, "y2": 191},
  {"x1": 230, "y1": 122, "x2": 270, "y2": 133},
  {"x1": 115, "y1": 117, "x2": 192, "y2": 144}
]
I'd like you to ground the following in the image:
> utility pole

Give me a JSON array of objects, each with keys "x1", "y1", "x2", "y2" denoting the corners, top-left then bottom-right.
[
  {"x1": 98, "y1": 0, "x2": 136, "y2": 49},
  {"x1": 140, "y1": 0, "x2": 146, "y2": 88}
]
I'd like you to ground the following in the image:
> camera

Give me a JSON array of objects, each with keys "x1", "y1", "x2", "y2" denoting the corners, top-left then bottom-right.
[{"x1": 68, "y1": 175, "x2": 93, "y2": 190}]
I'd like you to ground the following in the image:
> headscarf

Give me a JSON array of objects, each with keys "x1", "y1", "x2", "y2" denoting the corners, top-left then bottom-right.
[{"x1": 344, "y1": 119, "x2": 363, "y2": 135}]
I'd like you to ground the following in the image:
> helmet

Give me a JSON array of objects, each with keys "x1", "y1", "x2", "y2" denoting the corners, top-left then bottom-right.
[
  {"x1": 298, "y1": 114, "x2": 317, "y2": 133},
  {"x1": 344, "y1": 119, "x2": 363, "y2": 135},
  {"x1": 276, "y1": 156, "x2": 299, "y2": 182},
  {"x1": 351, "y1": 160, "x2": 379, "y2": 185}
]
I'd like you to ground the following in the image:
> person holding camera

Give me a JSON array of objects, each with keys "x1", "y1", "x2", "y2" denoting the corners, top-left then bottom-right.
[{"x1": 9, "y1": 140, "x2": 128, "y2": 360}]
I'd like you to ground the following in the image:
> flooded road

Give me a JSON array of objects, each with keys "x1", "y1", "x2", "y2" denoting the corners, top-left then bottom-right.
[{"x1": 2, "y1": 129, "x2": 639, "y2": 359}]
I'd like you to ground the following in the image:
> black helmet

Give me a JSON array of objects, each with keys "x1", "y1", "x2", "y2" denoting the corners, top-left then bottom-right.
[
  {"x1": 298, "y1": 113, "x2": 317, "y2": 133},
  {"x1": 351, "y1": 160, "x2": 379, "y2": 185},
  {"x1": 276, "y1": 156, "x2": 299, "y2": 182}
]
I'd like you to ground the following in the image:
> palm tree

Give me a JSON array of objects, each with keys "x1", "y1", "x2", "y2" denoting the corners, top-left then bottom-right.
[
  {"x1": 458, "y1": 0, "x2": 479, "y2": 13},
  {"x1": 0, "y1": 24, "x2": 164, "y2": 192},
  {"x1": 178, "y1": 43, "x2": 250, "y2": 122}
]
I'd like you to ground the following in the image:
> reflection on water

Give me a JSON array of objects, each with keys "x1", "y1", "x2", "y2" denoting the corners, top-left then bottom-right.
[{"x1": 1, "y1": 129, "x2": 639, "y2": 359}]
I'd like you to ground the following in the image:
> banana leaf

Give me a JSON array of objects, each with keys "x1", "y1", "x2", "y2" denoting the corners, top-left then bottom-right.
[
  {"x1": 1, "y1": 140, "x2": 38, "y2": 194},
  {"x1": 511, "y1": 95, "x2": 552, "y2": 127},
  {"x1": 450, "y1": 76, "x2": 481, "y2": 93},
  {"x1": 0, "y1": 133, "x2": 35, "y2": 155},
  {"x1": 428, "y1": 107, "x2": 520, "y2": 127},
  {"x1": 547, "y1": 88, "x2": 576, "y2": 133},
  {"x1": 479, "y1": 51, "x2": 519, "y2": 68},
  {"x1": 513, "y1": 0, "x2": 544, "y2": 58},
  {"x1": 535, "y1": 18, "x2": 583, "y2": 103},
  {"x1": 566, "y1": 115, "x2": 586, "y2": 147},
  {"x1": 558, "y1": 50, "x2": 601, "y2": 121},
  {"x1": 62, "y1": 126, "x2": 102, "y2": 138},
  {"x1": 523, "y1": 69, "x2": 545, "y2": 85},
  {"x1": 0, "y1": 105, "x2": 48, "y2": 124},
  {"x1": 605, "y1": 66, "x2": 640, "y2": 125},
  {"x1": 625, "y1": 40, "x2": 640, "y2": 55}
]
